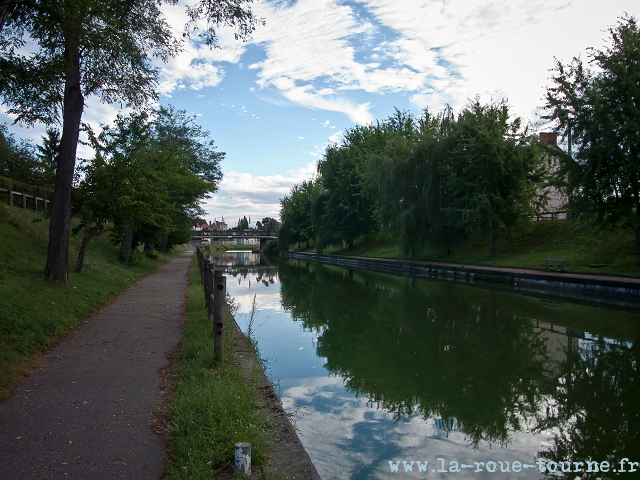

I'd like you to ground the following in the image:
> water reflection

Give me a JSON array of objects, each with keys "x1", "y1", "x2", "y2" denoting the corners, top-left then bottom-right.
[
  {"x1": 277, "y1": 259, "x2": 639, "y2": 478},
  {"x1": 217, "y1": 251, "x2": 639, "y2": 479},
  {"x1": 211, "y1": 250, "x2": 264, "y2": 267}
]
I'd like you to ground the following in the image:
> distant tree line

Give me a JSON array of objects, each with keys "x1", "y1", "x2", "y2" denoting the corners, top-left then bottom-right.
[
  {"x1": 1, "y1": 106, "x2": 224, "y2": 272},
  {"x1": 280, "y1": 15, "x2": 640, "y2": 263},
  {"x1": 280, "y1": 100, "x2": 550, "y2": 258}
]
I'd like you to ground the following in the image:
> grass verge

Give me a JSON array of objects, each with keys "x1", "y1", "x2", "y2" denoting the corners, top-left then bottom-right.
[
  {"x1": 0, "y1": 203, "x2": 183, "y2": 401},
  {"x1": 300, "y1": 219, "x2": 640, "y2": 277},
  {"x1": 164, "y1": 256, "x2": 274, "y2": 480},
  {"x1": 222, "y1": 244, "x2": 260, "y2": 251}
]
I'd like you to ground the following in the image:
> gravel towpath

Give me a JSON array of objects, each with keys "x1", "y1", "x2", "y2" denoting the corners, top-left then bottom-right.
[{"x1": 0, "y1": 251, "x2": 192, "y2": 480}]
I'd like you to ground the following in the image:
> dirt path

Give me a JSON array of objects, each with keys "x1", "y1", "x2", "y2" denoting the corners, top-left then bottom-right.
[{"x1": 0, "y1": 252, "x2": 192, "y2": 480}]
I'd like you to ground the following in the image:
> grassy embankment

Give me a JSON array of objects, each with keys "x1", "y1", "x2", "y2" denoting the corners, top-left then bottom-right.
[
  {"x1": 164, "y1": 252, "x2": 279, "y2": 480},
  {"x1": 0, "y1": 202, "x2": 183, "y2": 401},
  {"x1": 220, "y1": 243, "x2": 260, "y2": 251},
  {"x1": 300, "y1": 219, "x2": 640, "y2": 277}
]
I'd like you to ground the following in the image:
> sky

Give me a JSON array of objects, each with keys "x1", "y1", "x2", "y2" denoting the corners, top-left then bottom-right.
[{"x1": 2, "y1": 0, "x2": 639, "y2": 227}]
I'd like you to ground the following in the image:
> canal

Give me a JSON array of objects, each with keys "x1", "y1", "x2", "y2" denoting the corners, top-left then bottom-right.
[{"x1": 212, "y1": 251, "x2": 639, "y2": 480}]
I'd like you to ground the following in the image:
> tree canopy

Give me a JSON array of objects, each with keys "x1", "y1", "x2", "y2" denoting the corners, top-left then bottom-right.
[
  {"x1": 544, "y1": 14, "x2": 640, "y2": 264},
  {"x1": 73, "y1": 107, "x2": 224, "y2": 271},
  {"x1": 0, "y1": 0, "x2": 260, "y2": 284}
]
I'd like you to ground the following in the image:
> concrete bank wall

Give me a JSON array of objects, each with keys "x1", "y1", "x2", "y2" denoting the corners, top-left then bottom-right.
[{"x1": 283, "y1": 252, "x2": 640, "y2": 309}]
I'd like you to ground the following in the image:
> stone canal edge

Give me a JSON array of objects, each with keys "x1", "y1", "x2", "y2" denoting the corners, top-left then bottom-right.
[
  {"x1": 231, "y1": 321, "x2": 322, "y2": 480},
  {"x1": 0, "y1": 250, "x2": 322, "y2": 480},
  {"x1": 284, "y1": 251, "x2": 640, "y2": 308}
]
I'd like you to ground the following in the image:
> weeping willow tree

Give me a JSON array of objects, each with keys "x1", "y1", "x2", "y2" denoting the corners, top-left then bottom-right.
[
  {"x1": 365, "y1": 102, "x2": 547, "y2": 258},
  {"x1": 364, "y1": 108, "x2": 462, "y2": 258}
]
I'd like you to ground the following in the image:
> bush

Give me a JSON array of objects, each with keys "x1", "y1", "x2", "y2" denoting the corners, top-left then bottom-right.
[{"x1": 264, "y1": 239, "x2": 278, "y2": 256}]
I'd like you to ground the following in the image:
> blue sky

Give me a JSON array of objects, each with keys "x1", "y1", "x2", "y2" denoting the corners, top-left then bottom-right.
[{"x1": 2, "y1": 0, "x2": 639, "y2": 227}]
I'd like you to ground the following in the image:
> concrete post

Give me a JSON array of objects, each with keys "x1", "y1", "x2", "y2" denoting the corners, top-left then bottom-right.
[
  {"x1": 22, "y1": 193, "x2": 26, "y2": 209},
  {"x1": 8, "y1": 191, "x2": 13, "y2": 206},
  {"x1": 33, "y1": 196, "x2": 38, "y2": 211},
  {"x1": 234, "y1": 442, "x2": 251, "y2": 477},
  {"x1": 213, "y1": 271, "x2": 226, "y2": 362}
]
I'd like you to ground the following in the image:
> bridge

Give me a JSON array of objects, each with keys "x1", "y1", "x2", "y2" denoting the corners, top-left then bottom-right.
[{"x1": 192, "y1": 229, "x2": 278, "y2": 250}]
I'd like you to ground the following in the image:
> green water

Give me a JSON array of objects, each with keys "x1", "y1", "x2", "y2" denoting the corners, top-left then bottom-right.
[{"x1": 218, "y1": 253, "x2": 639, "y2": 479}]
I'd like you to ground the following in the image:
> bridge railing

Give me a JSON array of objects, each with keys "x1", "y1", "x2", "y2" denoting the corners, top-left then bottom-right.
[{"x1": 194, "y1": 229, "x2": 278, "y2": 238}]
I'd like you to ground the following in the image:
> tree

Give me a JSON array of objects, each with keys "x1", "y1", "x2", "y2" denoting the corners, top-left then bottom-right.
[
  {"x1": 35, "y1": 128, "x2": 60, "y2": 186},
  {"x1": 319, "y1": 122, "x2": 383, "y2": 251},
  {"x1": 443, "y1": 100, "x2": 545, "y2": 257},
  {"x1": 544, "y1": 14, "x2": 640, "y2": 264},
  {"x1": 279, "y1": 179, "x2": 323, "y2": 251},
  {"x1": 365, "y1": 108, "x2": 456, "y2": 257},
  {"x1": 76, "y1": 111, "x2": 157, "y2": 268},
  {"x1": 0, "y1": 0, "x2": 260, "y2": 284},
  {"x1": 0, "y1": 123, "x2": 40, "y2": 184},
  {"x1": 256, "y1": 217, "x2": 281, "y2": 232},
  {"x1": 75, "y1": 107, "x2": 224, "y2": 268}
]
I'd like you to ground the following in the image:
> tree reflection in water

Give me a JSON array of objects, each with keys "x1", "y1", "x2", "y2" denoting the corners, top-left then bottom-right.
[
  {"x1": 536, "y1": 335, "x2": 639, "y2": 479},
  {"x1": 278, "y1": 258, "x2": 639, "y2": 467}
]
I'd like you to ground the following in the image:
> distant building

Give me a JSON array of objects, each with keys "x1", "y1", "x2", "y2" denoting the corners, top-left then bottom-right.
[
  {"x1": 537, "y1": 132, "x2": 567, "y2": 220},
  {"x1": 210, "y1": 217, "x2": 227, "y2": 231},
  {"x1": 193, "y1": 220, "x2": 210, "y2": 231}
]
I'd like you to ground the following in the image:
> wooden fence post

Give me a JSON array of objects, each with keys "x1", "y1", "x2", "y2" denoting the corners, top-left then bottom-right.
[
  {"x1": 203, "y1": 257, "x2": 210, "y2": 305},
  {"x1": 8, "y1": 191, "x2": 13, "y2": 206},
  {"x1": 205, "y1": 260, "x2": 215, "y2": 315},
  {"x1": 197, "y1": 247, "x2": 205, "y2": 285},
  {"x1": 213, "y1": 271, "x2": 226, "y2": 362},
  {"x1": 21, "y1": 193, "x2": 26, "y2": 209}
]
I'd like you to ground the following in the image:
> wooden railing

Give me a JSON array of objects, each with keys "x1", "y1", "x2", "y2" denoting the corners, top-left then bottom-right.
[{"x1": 196, "y1": 246, "x2": 227, "y2": 363}]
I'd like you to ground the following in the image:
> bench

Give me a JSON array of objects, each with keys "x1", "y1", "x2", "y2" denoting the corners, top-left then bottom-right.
[{"x1": 540, "y1": 258, "x2": 565, "y2": 272}]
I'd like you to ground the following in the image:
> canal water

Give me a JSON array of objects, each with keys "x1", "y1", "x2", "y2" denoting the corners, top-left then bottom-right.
[{"x1": 211, "y1": 251, "x2": 639, "y2": 480}]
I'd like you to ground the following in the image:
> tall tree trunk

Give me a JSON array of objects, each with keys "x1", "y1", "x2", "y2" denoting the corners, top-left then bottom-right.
[
  {"x1": 160, "y1": 232, "x2": 169, "y2": 253},
  {"x1": 120, "y1": 219, "x2": 135, "y2": 263},
  {"x1": 490, "y1": 234, "x2": 497, "y2": 258},
  {"x1": 44, "y1": 36, "x2": 83, "y2": 284},
  {"x1": 75, "y1": 229, "x2": 92, "y2": 273},
  {"x1": 75, "y1": 215, "x2": 104, "y2": 273}
]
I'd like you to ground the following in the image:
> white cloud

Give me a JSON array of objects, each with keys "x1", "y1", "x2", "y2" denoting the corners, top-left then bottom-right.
[
  {"x1": 201, "y1": 163, "x2": 317, "y2": 222},
  {"x1": 359, "y1": 0, "x2": 639, "y2": 118},
  {"x1": 248, "y1": 0, "x2": 376, "y2": 123},
  {"x1": 154, "y1": 2, "x2": 248, "y2": 96},
  {"x1": 238, "y1": 0, "x2": 639, "y2": 124},
  {"x1": 328, "y1": 130, "x2": 343, "y2": 145}
]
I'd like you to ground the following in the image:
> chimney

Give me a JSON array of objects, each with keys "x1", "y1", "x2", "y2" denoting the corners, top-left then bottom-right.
[{"x1": 540, "y1": 132, "x2": 558, "y2": 148}]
